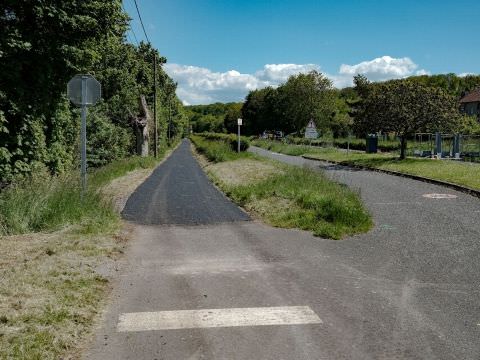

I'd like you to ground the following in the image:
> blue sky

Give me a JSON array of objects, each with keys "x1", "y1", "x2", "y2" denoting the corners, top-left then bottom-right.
[{"x1": 124, "y1": 0, "x2": 480, "y2": 104}]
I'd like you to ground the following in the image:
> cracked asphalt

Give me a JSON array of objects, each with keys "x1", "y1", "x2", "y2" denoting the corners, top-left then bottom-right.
[{"x1": 85, "y1": 140, "x2": 480, "y2": 360}]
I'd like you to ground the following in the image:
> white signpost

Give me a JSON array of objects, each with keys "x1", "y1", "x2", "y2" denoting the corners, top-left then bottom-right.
[
  {"x1": 67, "y1": 74, "x2": 101, "y2": 196},
  {"x1": 237, "y1": 118, "x2": 243, "y2": 153},
  {"x1": 305, "y1": 120, "x2": 318, "y2": 139}
]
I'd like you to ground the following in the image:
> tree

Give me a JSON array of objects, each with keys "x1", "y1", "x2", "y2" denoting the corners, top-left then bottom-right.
[
  {"x1": 224, "y1": 103, "x2": 243, "y2": 133},
  {"x1": 0, "y1": 1, "x2": 183, "y2": 182},
  {"x1": 241, "y1": 87, "x2": 277, "y2": 135},
  {"x1": 354, "y1": 80, "x2": 461, "y2": 159},
  {"x1": 275, "y1": 71, "x2": 336, "y2": 134}
]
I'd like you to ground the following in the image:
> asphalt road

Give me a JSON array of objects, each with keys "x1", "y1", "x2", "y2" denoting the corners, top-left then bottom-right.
[
  {"x1": 85, "y1": 141, "x2": 480, "y2": 360},
  {"x1": 122, "y1": 140, "x2": 250, "y2": 225}
]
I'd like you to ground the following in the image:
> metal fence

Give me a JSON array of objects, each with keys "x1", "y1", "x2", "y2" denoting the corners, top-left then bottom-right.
[{"x1": 410, "y1": 133, "x2": 480, "y2": 162}]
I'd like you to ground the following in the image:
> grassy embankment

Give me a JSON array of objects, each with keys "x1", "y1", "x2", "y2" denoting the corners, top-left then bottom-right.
[
  {"x1": 253, "y1": 140, "x2": 480, "y2": 191},
  {"x1": 0, "y1": 144, "x2": 175, "y2": 359},
  {"x1": 191, "y1": 135, "x2": 372, "y2": 239}
]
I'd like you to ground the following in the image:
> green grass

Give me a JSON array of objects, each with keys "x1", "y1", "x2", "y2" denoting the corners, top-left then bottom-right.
[
  {"x1": 190, "y1": 134, "x2": 252, "y2": 162},
  {"x1": 0, "y1": 148, "x2": 176, "y2": 359},
  {"x1": 0, "y1": 154, "x2": 167, "y2": 236},
  {"x1": 253, "y1": 139, "x2": 312, "y2": 156},
  {"x1": 194, "y1": 138, "x2": 372, "y2": 239},
  {"x1": 0, "y1": 229, "x2": 124, "y2": 359},
  {"x1": 252, "y1": 140, "x2": 480, "y2": 191},
  {"x1": 225, "y1": 165, "x2": 372, "y2": 239}
]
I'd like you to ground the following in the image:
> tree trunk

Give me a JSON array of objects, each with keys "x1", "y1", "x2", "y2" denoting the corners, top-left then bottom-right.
[
  {"x1": 400, "y1": 136, "x2": 407, "y2": 160},
  {"x1": 132, "y1": 96, "x2": 150, "y2": 157}
]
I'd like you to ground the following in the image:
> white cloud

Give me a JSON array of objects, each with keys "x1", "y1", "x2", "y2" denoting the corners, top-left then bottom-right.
[
  {"x1": 256, "y1": 64, "x2": 321, "y2": 82},
  {"x1": 165, "y1": 56, "x2": 432, "y2": 105},
  {"x1": 164, "y1": 63, "x2": 317, "y2": 105},
  {"x1": 458, "y1": 72, "x2": 476, "y2": 77},
  {"x1": 339, "y1": 56, "x2": 423, "y2": 80}
]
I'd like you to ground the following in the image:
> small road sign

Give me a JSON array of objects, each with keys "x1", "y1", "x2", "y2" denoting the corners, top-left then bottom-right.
[
  {"x1": 305, "y1": 120, "x2": 318, "y2": 139},
  {"x1": 67, "y1": 74, "x2": 102, "y2": 197},
  {"x1": 67, "y1": 74, "x2": 101, "y2": 106},
  {"x1": 237, "y1": 118, "x2": 243, "y2": 153}
]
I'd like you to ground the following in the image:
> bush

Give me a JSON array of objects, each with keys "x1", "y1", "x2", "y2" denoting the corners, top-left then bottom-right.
[
  {"x1": 190, "y1": 134, "x2": 251, "y2": 163},
  {"x1": 286, "y1": 136, "x2": 401, "y2": 152},
  {"x1": 194, "y1": 132, "x2": 250, "y2": 152}
]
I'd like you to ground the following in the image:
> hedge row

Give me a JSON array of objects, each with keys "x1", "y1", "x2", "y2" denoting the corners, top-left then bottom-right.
[
  {"x1": 194, "y1": 132, "x2": 250, "y2": 152},
  {"x1": 287, "y1": 137, "x2": 401, "y2": 152}
]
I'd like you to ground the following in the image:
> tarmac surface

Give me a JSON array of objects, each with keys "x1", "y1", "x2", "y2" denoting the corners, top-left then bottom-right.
[
  {"x1": 85, "y1": 141, "x2": 480, "y2": 359},
  {"x1": 122, "y1": 140, "x2": 250, "y2": 225}
]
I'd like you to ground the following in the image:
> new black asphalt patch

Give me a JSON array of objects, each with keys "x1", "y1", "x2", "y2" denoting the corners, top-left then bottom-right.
[{"x1": 122, "y1": 139, "x2": 250, "y2": 225}]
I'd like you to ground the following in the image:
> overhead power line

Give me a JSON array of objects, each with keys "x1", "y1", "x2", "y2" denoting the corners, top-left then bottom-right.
[
  {"x1": 122, "y1": 1, "x2": 139, "y2": 45},
  {"x1": 129, "y1": 26, "x2": 139, "y2": 45},
  {"x1": 133, "y1": 0, "x2": 151, "y2": 43}
]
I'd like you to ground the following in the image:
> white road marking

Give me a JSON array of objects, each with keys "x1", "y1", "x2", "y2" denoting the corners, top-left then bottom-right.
[
  {"x1": 373, "y1": 202, "x2": 422, "y2": 205},
  {"x1": 422, "y1": 193, "x2": 457, "y2": 199},
  {"x1": 117, "y1": 306, "x2": 322, "y2": 332}
]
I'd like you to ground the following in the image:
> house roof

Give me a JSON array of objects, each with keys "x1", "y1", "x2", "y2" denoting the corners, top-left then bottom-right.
[{"x1": 460, "y1": 88, "x2": 480, "y2": 103}]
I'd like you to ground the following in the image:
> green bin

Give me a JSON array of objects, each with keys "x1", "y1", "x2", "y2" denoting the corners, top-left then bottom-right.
[{"x1": 366, "y1": 134, "x2": 378, "y2": 153}]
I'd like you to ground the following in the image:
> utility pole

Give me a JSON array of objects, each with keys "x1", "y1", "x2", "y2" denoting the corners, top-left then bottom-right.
[{"x1": 153, "y1": 54, "x2": 158, "y2": 157}]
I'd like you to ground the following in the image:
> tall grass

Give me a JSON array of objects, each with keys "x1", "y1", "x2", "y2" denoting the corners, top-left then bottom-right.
[
  {"x1": 190, "y1": 135, "x2": 251, "y2": 162},
  {"x1": 0, "y1": 156, "x2": 163, "y2": 235},
  {"x1": 226, "y1": 165, "x2": 372, "y2": 239}
]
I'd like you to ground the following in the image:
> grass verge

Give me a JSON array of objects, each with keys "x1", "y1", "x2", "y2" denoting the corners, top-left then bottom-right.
[
  {"x1": 190, "y1": 134, "x2": 252, "y2": 162},
  {"x1": 193, "y1": 138, "x2": 372, "y2": 239},
  {"x1": 253, "y1": 140, "x2": 480, "y2": 191},
  {"x1": 0, "y1": 145, "x2": 175, "y2": 359}
]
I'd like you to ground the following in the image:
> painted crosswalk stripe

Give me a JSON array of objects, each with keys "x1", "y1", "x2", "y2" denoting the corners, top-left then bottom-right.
[{"x1": 117, "y1": 306, "x2": 322, "y2": 332}]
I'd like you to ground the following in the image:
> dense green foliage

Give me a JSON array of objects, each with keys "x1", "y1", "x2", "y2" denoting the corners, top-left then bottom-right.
[
  {"x1": 194, "y1": 132, "x2": 250, "y2": 151},
  {"x1": 351, "y1": 75, "x2": 461, "y2": 158},
  {"x1": 241, "y1": 71, "x2": 342, "y2": 136},
  {"x1": 405, "y1": 74, "x2": 480, "y2": 98},
  {"x1": 257, "y1": 137, "x2": 401, "y2": 153},
  {"x1": 185, "y1": 102, "x2": 242, "y2": 133},
  {"x1": 190, "y1": 134, "x2": 250, "y2": 162},
  {"x1": 237, "y1": 72, "x2": 479, "y2": 141},
  {"x1": 0, "y1": 1, "x2": 185, "y2": 184}
]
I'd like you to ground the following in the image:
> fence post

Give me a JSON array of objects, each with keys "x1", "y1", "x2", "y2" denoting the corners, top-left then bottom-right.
[
  {"x1": 435, "y1": 132, "x2": 442, "y2": 158},
  {"x1": 453, "y1": 134, "x2": 461, "y2": 159}
]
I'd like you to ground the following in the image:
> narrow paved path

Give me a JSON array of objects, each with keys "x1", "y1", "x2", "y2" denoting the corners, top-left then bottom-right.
[
  {"x1": 85, "y1": 141, "x2": 480, "y2": 360},
  {"x1": 122, "y1": 140, "x2": 249, "y2": 225}
]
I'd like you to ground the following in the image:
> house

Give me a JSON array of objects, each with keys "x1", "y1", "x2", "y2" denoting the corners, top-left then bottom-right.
[{"x1": 460, "y1": 88, "x2": 480, "y2": 120}]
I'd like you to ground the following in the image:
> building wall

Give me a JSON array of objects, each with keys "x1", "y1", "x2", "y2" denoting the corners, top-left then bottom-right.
[{"x1": 463, "y1": 102, "x2": 480, "y2": 118}]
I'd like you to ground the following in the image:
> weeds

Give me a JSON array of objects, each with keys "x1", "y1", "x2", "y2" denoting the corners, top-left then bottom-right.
[
  {"x1": 194, "y1": 136, "x2": 373, "y2": 239},
  {"x1": 224, "y1": 165, "x2": 372, "y2": 239},
  {"x1": 190, "y1": 135, "x2": 251, "y2": 162}
]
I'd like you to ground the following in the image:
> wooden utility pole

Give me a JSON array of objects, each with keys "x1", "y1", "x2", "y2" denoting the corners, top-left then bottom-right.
[{"x1": 153, "y1": 54, "x2": 158, "y2": 157}]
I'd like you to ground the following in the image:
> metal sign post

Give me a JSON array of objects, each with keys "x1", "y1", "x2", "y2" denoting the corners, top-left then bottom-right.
[
  {"x1": 237, "y1": 118, "x2": 243, "y2": 153},
  {"x1": 67, "y1": 74, "x2": 101, "y2": 197}
]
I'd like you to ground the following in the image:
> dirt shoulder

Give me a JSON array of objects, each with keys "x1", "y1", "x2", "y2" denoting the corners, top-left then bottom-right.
[{"x1": 0, "y1": 150, "x2": 175, "y2": 359}]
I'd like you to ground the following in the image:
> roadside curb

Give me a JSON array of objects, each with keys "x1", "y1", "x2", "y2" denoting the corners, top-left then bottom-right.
[{"x1": 301, "y1": 155, "x2": 480, "y2": 199}]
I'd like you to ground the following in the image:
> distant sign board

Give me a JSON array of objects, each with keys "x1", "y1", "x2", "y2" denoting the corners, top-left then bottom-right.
[
  {"x1": 237, "y1": 118, "x2": 243, "y2": 126},
  {"x1": 305, "y1": 120, "x2": 318, "y2": 139},
  {"x1": 67, "y1": 74, "x2": 101, "y2": 107}
]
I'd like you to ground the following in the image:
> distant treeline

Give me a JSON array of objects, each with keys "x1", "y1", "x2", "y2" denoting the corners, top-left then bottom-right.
[
  {"x1": 186, "y1": 72, "x2": 480, "y2": 139},
  {"x1": 0, "y1": 1, "x2": 186, "y2": 184}
]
